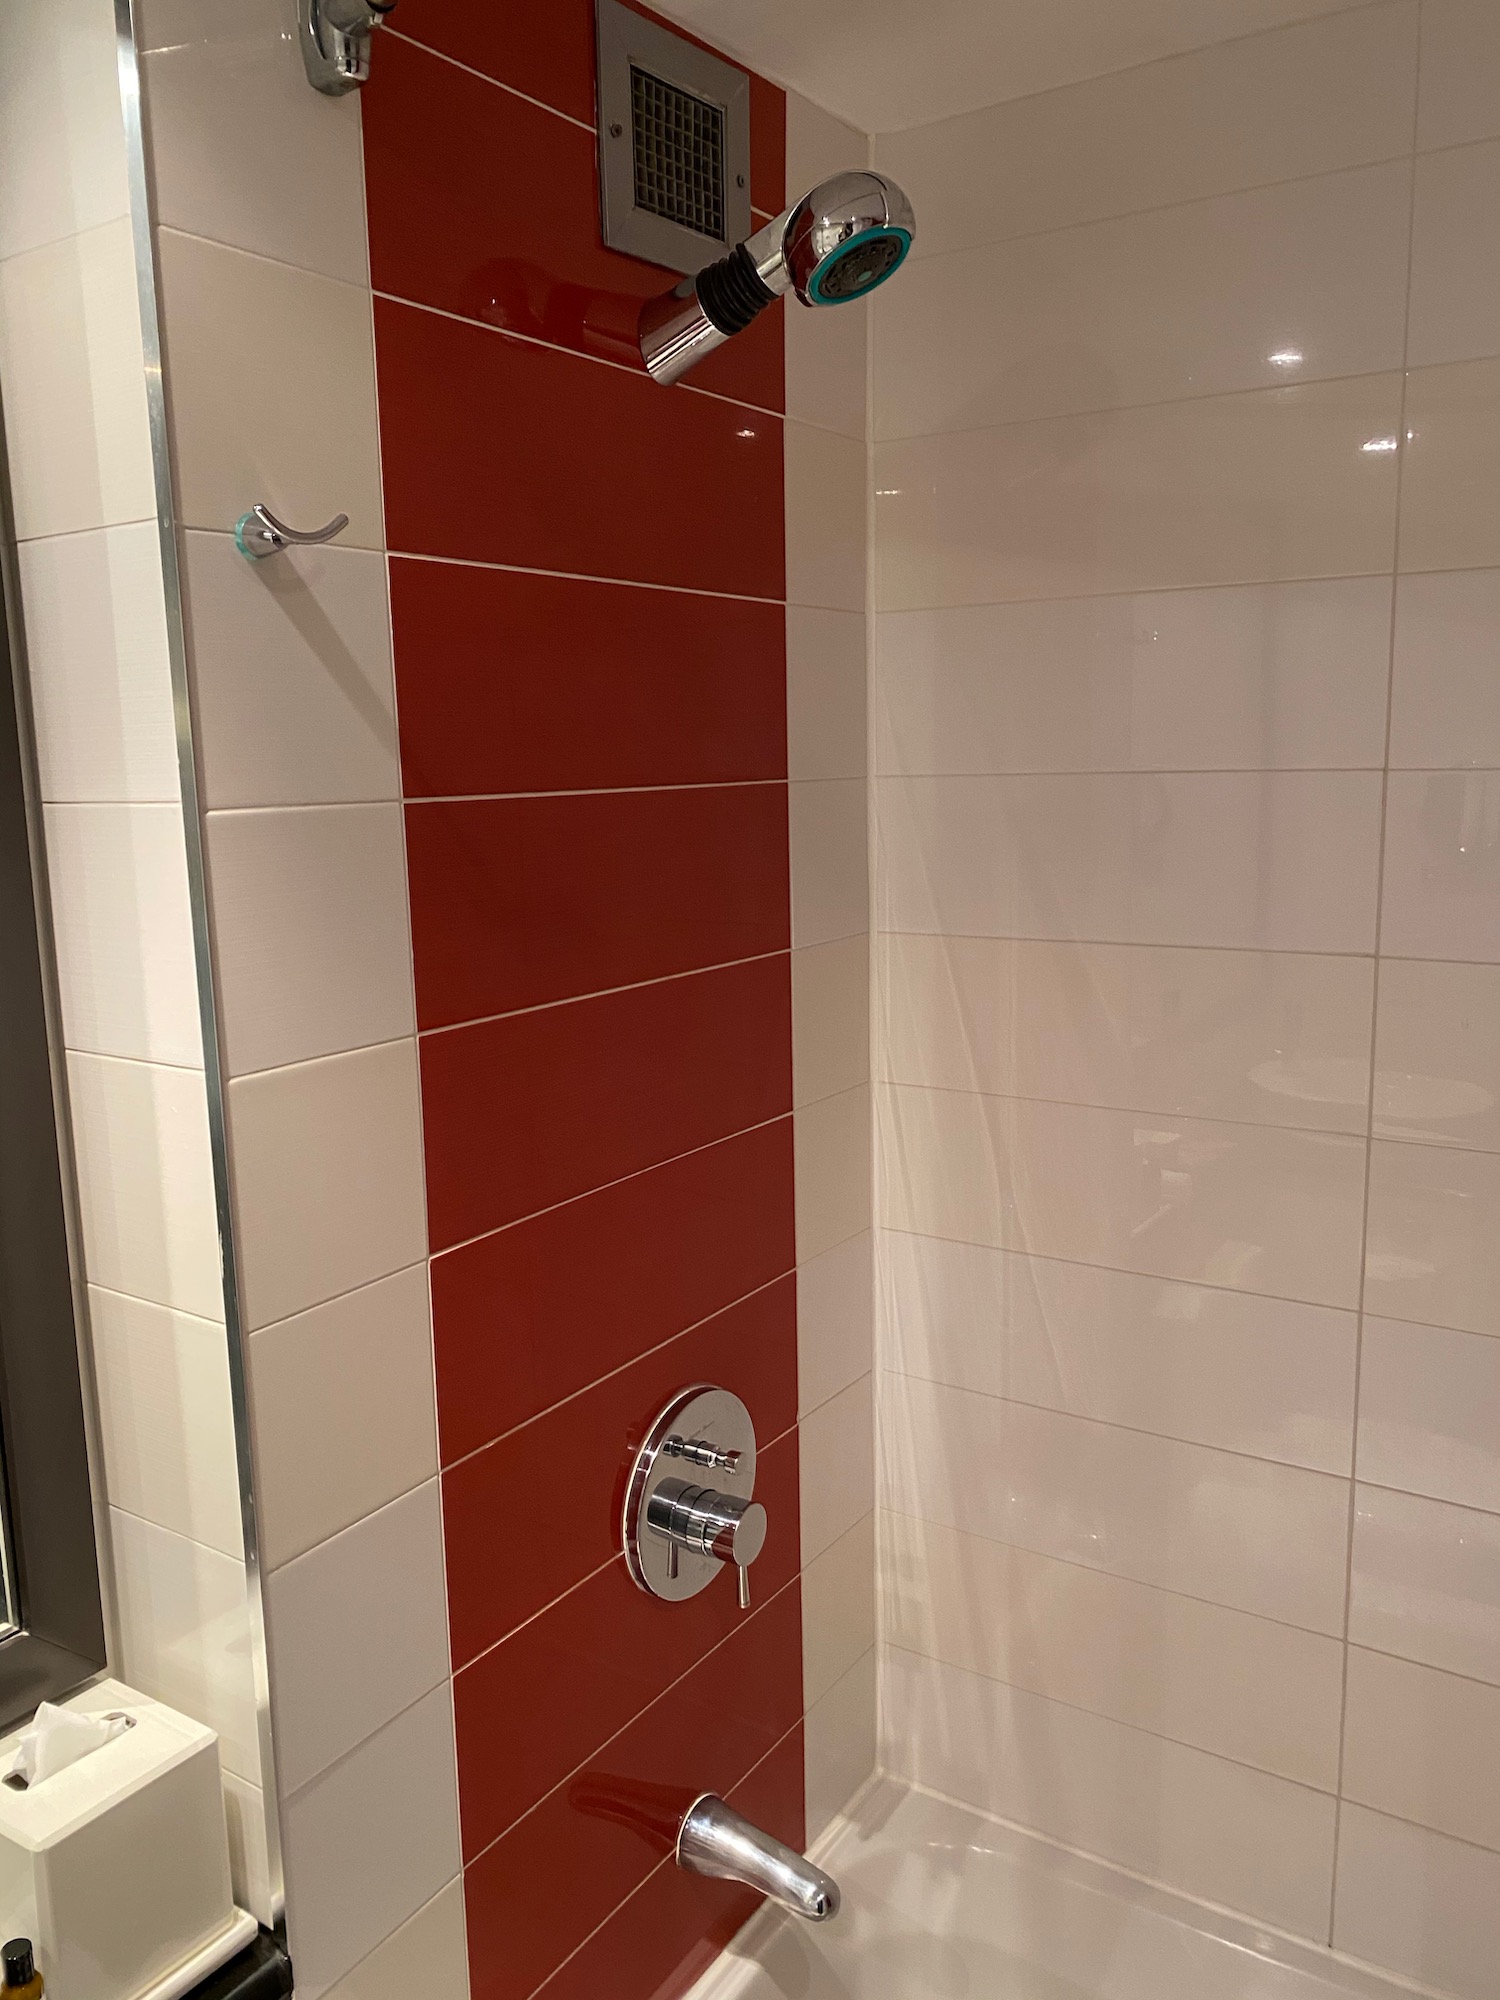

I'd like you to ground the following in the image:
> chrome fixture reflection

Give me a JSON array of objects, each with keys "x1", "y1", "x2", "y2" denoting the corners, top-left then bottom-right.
[
  {"x1": 624, "y1": 1386, "x2": 764, "y2": 1608},
  {"x1": 678, "y1": 1795, "x2": 841, "y2": 1922},
  {"x1": 233, "y1": 504, "x2": 350, "y2": 561},
  {"x1": 639, "y1": 171, "x2": 916, "y2": 387},
  {"x1": 300, "y1": 0, "x2": 396, "y2": 94}
]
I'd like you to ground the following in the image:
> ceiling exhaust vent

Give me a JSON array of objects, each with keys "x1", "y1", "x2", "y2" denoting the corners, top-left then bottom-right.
[{"x1": 597, "y1": 0, "x2": 752, "y2": 275}]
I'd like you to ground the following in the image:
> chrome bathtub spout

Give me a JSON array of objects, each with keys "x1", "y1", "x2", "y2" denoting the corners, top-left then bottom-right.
[{"x1": 676, "y1": 1794, "x2": 841, "y2": 1922}]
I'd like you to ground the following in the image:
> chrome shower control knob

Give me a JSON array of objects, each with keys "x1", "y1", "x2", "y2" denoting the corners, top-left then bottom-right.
[{"x1": 624, "y1": 1386, "x2": 761, "y2": 1608}]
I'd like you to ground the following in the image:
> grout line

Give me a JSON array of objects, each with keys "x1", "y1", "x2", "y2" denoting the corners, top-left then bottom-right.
[
  {"x1": 388, "y1": 546, "x2": 786, "y2": 608},
  {"x1": 877, "y1": 0, "x2": 1396, "y2": 146},
  {"x1": 881, "y1": 1075, "x2": 1373, "y2": 1146},
  {"x1": 871, "y1": 360, "x2": 1407, "y2": 449},
  {"x1": 520, "y1": 1706, "x2": 811, "y2": 2000},
  {"x1": 1327, "y1": 29, "x2": 1424, "y2": 1941},
  {"x1": 870, "y1": 764, "x2": 1392, "y2": 778},
  {"x1": 432, "y1": 1104, "x2": 800, "y2": 1256},
  {"x1": 880, "y1": 1642, "x2": 1340, "y2": 1800},
  {"x1": 874, "y1": 1520, "x2": 1341, "y2": 1640},
  {"x1": 439, "y1": 1266, "x2": 799, "y2": 1478},
  {"x1": 461, "y1": 1572, "x2": 803, "y2": 1873},
  {"x1": 876, "y1": 924, "x2": 1383, "y2": 962},
  {"x1": 374, "y1": 288, "x2": 787, "y2": 424},
  {"x1": 383, "y1": 30, "x2": 597, "y2": 132},
  {"x1": 877, "y1": 1366, "x2": 1352, "y2": 1482},
  {"x1": 419, "y1": 945, "x2": 791, "y2": 1042}
]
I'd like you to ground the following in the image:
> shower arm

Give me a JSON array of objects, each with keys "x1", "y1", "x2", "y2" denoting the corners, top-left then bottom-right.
[{"x1": 676, "y1": 1793, "x2": 841, "y2": 1922}]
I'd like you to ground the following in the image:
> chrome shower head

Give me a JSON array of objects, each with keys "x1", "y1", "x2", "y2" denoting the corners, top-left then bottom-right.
[{"x1": 639, "y1": 169, "x2": 916, "y2": 387}]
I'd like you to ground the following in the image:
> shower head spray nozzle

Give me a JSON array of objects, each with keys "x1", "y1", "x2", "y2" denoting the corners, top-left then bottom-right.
[{"x1": 639, "y1": 170, "x2": 915, "y2": 387}]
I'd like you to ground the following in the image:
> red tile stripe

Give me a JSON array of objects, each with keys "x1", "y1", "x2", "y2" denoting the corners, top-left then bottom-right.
[{"x1": 432, "y1": 1118, "x2": 794, "y2": 1463}]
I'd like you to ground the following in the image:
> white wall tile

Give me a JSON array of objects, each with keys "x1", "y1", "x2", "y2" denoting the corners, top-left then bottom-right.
[
  {"x1": 138, "y1": 0, "x2": 368, "y2": 285},
  {"x1": 802, "y1": 1513, "x2": 875, "y2": 1709},
  {"x1": 793, "y1": 933, "x2": 869, "y2": 1109},
  {"x1": 248, "y1": 1264, "x2": 438, "y2": 1571},
  {"x1": 45, "y1": 803, "x2": 202, "y2": 1066},
  {"x1": 882, "y1": 1512, "x2": 1344, "y2": 1788},
  {"x1": 1390, "y1": 569, "x2": 1500, "y2": 769},
  {"x1": 1380, "y1": 771, "x2": 1500, "y2": 961},
  {"x1": 110, "y1": 1506, "x2": 259, "y2": 1783},
  {"x1": 804, "y1": 1648, "x2": 875, "y2": 1842},
  {"x1": 882, "y1": 1086, "x2": 1368, "y2": 1309},
  {"x1": 1399, "y1": 357, "x2": 1500, "y2": 574},
  {"x1": 182, "y1": 532, "x2": 399, "y2": 809},
  {"x1": 794, "y1": 1082, "x2": 871, "y2": 1263},
  {"x1": 874, "y1": 162, "x2": 1411, "y2": 437},
  {"x1": 1358, "y1": 1315, "x2": 1500, "y2": 1511},
  {"x1": 228, "y1": 1039, "x2": 427, "y2": 1330},
  {"x1": 881, "y1": 1233, "x2": 1357, "y2": 1472},
  {"x1": 874, "y1": 4, "x2": 1418, "y2": 252},
  {"x1": 222, "y1": 1772, "x2": 274, "y2": 1925},
  {"x1": 1408, "y1": 140, "x2": 1500, "y2": 369},
  {"x1": 881, "y1": 1376, "x2": 1350, "y2": 1632},
  {"x1": 790, "y1": 779, "x2": 868, "y2": 948},
  {"x1": 1351, "y1": 1483, "x2": 1500, "y2": 1686},
  {"x1": 800, "y1": 1373, "x2": 874, "y2": 1563},
  {"x1": 18, "y1": 524, "x2": 178, "y2": 803},
  {"x1": 265, "y1": 1482, "x2": 450, "y2": 1795},
  {"x1": 0, "y1": 0, "x2": 129, "y2": 260},
  {"x1": 205, "y1": 804, "x2": 414, "y2": 1075},
  {"x1": 281, "y1": 1686, "x2": 461, "y2": 2000},
  {"x1": 1334, "y1": 1804, "x2": 1500, "y2": 2000},
  {"x1": 89, "y1": 1286, "x2": 241, "y2": 1559},
  {"x1": 784, "y1": 421, "x2": 866, "y2": 612},
  {"x1": 156, "y1": 228, "x2": 383, "y2": 549},
  {"x1": 68, "y1": 1051, "x2": 223, "y2": 1320},
  {"x1": 882, "y1": 1647, "x2": 1337, "y2": 1939},
  {"x1": 1417, "y1": 0, "x2": 1500, "y2": 151},
  {"x1": 1365, "y1": 1140, "x2": 1500, "y2": 1336},
  {"x1": 797, "y1": 1229, "x2": 873, "y2": 1418},
  {"x1": 785, "y1": 90, "x2": 867, "y2": 204},
  {"x1": 875, "y1": 375, "x2": 1402, "y2": 610},
  {"x1": 786, "y1": 606, "x2": 866, "y2": 782},
  {"x1": 877, "y1": 772, "x2": 1384, "y2": 953},
  {"x1": 319, "y1": 1880, "x2": 469, "y2": 2000},
  {"x1": 0, "y1": 218, "x2": 154, "y2": 540},
  {"x1": 876, "y1": 580, "x2": 1393, "y2": 776},
  {"x1": 1342, "y1": 1646, "x2": 1500, "y2": 1851},
  {"x1": 881, "y1": 934, "x2": 1375, "y2": 1134}
]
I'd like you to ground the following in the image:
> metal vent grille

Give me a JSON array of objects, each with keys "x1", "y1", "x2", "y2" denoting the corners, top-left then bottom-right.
[{"x1": 630, "y1": 65, "x2": 725, "y2": 243}]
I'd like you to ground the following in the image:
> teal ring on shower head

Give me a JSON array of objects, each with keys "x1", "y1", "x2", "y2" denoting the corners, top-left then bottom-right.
[{"x1": 807, "y1": 224, "x2": 913, "y2": 305}]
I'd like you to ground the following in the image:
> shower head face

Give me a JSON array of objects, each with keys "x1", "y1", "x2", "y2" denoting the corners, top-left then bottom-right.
[{"x1": 782, "y1": 171, "x2": 915, "y2": 307}]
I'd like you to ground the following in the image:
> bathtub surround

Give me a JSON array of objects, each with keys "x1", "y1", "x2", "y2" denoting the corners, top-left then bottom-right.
[
  {"x1": 872, "y1": 3, "x2": 1500, "y2": 1992},
  {"x1": 123, "y1": 4, "x2": 875, "y2": 1999}
]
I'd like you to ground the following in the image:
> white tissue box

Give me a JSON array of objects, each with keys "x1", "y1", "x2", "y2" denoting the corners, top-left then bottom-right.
[{"x1": 0, "y1": 1680, "x2": 240, "y2": 2000}]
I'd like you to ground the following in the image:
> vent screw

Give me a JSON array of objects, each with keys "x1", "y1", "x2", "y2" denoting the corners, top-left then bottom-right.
[
  {"x1": 737, "y1": 173, "x2": 746, "y2": 188},
  {"x1": 609, "y1": 121, "x2": 624, "y2": 137}
]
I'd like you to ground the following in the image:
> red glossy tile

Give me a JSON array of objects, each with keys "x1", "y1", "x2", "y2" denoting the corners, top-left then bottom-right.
[
  {"x1": 386, "y1": 1, "x2": 599, "y2": 124},
  {"x1": 364, "y1": 36, "x2": 783, "y2": 411},
  {"x1": 442, "y1": 1277, "x2": 796, "y2": 1668},
  {"x1": 389, "y1": 3, "x2": 785, "y2": 220},
  {"x1": 464, "y1": 1581, "x2": 803, "y2": 2000},
  {"x1": 390, "y1": 561, "x2": 787, "y2": 798},
  {"x1": 420, "y1": 954, "x2": 792, "y2": 1252},
  {"x1": 374, "y1": 297, "x2": 785, "y2": 595},
  {"x1": 406, "y1": 787, "x2": 789, "y2": 1029},
  {"x1": 452, "y1": 1427, "x2": 800, "y2": 1858},
  {"x1": 432, "y1": 1121, "x2": 794, "y2": 1464},
  {"x1": 532, "y1": 1726, "x2": 806, "y2": 2000}
]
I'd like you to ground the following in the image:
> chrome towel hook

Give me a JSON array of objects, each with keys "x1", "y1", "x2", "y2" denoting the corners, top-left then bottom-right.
[{"x1": 234, "y1": 504, "x2": 350, "y2": 562}]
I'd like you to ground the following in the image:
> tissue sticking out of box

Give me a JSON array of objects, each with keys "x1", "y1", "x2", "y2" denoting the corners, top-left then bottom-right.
[{"x1": 8, "y1": 1704, "x2": 130, "y2": 1788}]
